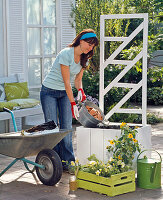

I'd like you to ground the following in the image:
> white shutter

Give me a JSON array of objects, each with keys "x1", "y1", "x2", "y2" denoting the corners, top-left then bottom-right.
[
  {"x1": 60, "y1": 0, "x2": 76, "y2": 49},
  {"x1": 5, "y1": 0, "x2": 26, "y2": 132},
  {"x1": 6, "y1": 0, "x2": 26, "y2": 78}
]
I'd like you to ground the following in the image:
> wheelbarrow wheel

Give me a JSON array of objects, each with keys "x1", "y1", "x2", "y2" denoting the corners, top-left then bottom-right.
[{"x1": 35, "y1": 149, "x2": 62, "y2": 186}]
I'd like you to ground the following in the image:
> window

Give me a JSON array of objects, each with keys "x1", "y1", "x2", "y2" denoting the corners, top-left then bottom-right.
[{"x1": 27, "y1": 0, "x2": 56, "y2": 90}]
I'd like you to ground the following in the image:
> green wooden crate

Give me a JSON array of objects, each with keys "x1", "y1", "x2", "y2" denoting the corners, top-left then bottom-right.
[{"x1": 77, "y1": 170, "x2": 135, "y2": 197}]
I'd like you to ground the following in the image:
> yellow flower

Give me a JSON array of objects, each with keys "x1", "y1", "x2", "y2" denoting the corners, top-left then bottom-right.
[
  {"x1": 104, "y1": 168, "x2": 108, "y2": 172},
  {"x1": 89, "y1": 161, "x2": 96, "y2": 165},
  {"x1": 75, "y1": 159, "x2": 79, "y2": 164},
  {"x1": 121, "y1": 162, "x2": 125, "y2": 168},
  {"x1": 109, "y1": 157, "x2": 114, "y2": 162},
  {"x1": 117, "y1": 160, "x2": 122, "y2": 165},
  {"x1": 118, "y1": 155, "x2": 122, "y2": 160},
  {"x1": 71, "y1": 161, "x2": 75, "y2": 166},
  {"x1": 107, "y1": 164, "x2": 113, "y2": 170},
  {"x1": 107, "y1": 163, "x2": 111, "y2": 167},
  {"x1": 120, "y1": 122, "x2": 126, "y2": 128},
  {"x1": 95, "y1": 170, "x2": 100, "y2": 176},
  {"x1": 132, "y1": 138, "x2": 137, "y2": 143},
  {"x1": 110, "y1": 140, "x2": 114, "y2": 145},
  {"x1": 135, "y1": 126, "x2": 139, "y2": 129},
  {"x1": 128, "y1": 133, "x2": 133, "y2": 138}
]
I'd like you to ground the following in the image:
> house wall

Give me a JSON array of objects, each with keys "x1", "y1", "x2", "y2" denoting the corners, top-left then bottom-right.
[
  {"x1": 0, "y1": 0, "x2": 4, "y2": 76},
  {"x1": 0, "y1": 0, "x2": 6, "y2": 133},
  {"x1": 0, "y1": 0, "x2": 76, "y2": 133},
  {"x1": 0, "y1": 0, "x2": 75, "y2": 80}
]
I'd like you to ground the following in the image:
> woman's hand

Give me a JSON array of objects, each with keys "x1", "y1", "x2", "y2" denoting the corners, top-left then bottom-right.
[
  {"x1": 77, "y1": 88, "x2": 86, "y2": 102},
  {"x1": 71, "y1": 102, "x2": 79, "y2": 120}
]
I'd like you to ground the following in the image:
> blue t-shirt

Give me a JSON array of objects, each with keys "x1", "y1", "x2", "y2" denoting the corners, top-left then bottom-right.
[{"x1": 43, "y1": 47, "x2": 82, "y2": 90}]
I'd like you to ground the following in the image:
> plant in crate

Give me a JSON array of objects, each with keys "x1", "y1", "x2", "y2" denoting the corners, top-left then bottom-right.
[
  {"x1": 107, "y1": 122, "x2": 141, "y2": 168},
  {"x1": 70, "y1": 123, "x2": 141, "y2": 196},
  {"x1": 71, "y1": 122, "x2": 141, "y2": 176}
]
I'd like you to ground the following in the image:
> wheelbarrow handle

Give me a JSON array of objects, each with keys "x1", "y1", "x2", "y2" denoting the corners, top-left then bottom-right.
[
  {"x1": 3, "y1": 107, "x2": 18, "y2": 132},
  {"x1": 3, "y1": 107, "x2": 11, "y2": 113}
]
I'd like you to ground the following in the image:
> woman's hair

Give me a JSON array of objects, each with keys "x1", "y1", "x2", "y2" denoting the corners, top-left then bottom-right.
[{"x1": 68, "y1": 29, "x2": 99, "y2": 69}]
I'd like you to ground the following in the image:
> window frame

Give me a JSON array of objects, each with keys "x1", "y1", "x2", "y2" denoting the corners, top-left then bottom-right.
[{"x1": 25, "y1": 0, "x2": 61, "y2": 89}]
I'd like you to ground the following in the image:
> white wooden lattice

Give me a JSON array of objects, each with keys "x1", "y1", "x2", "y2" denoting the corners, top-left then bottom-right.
[{"x1": 99, "y1": 14, "x2": 148, "y2": 126}]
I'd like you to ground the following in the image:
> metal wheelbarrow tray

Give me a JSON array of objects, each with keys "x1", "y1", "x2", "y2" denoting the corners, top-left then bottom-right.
[
  {"x1": 0, "y1": 128, "x2": 72, "y2": 186},
  {"x1": 0, "y1": 129, "x2": 70, "y2": 158}
]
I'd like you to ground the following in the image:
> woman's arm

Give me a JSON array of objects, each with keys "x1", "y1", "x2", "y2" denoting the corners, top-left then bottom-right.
[
  {"x1": 74, "y1": 68, "x2": 84, "y2": 90},
  {"x1": 61, "y1": 64, "x2": 79, "y2": 119},
  {"x1": 60, "y1": 64, "x2": 75, "y2": 102}
]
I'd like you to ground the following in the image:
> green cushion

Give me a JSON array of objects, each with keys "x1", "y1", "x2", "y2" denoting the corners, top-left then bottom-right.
[
  {"x1": 4, "y1": 82, "x2": 29, "y2": 101},
  {"x1": 0, "y1": 84, "x2": 5, "y2": 102},
  {"x1": 8, "y1": 98, "x2": 40, "y2": 108},
  {"x1": 0, "y1": 102, "x2": 19, "y2": 112}
]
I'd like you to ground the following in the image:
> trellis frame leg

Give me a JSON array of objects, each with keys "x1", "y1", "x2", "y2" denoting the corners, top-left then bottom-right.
[{"x1": 142, "y1": 13, "x2": 148, "y2": 126}]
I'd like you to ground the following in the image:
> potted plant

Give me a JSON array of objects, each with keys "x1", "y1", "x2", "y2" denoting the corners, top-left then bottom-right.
[{"x1": 70, "y1": 123, "x2": 141, "y2": 196}]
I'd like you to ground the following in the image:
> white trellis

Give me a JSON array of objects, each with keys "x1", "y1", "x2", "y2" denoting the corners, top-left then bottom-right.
[{"x1": 99, "y1": 14, "x2": 148, "y2": 126}]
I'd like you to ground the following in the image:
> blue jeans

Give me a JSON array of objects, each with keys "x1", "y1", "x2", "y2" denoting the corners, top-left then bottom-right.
[{"x1": 40, "y1": 85, "x2": 75, "y2": 169}]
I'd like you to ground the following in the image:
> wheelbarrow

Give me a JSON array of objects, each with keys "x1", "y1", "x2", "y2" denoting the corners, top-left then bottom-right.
[{"x1": 0, "y1": 107, "x2": 72, "y2": 186}]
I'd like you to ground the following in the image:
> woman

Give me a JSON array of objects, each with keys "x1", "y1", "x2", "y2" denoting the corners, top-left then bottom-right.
[{"x1": 40, "y1": 29, "x2": 99, "y2": 171}]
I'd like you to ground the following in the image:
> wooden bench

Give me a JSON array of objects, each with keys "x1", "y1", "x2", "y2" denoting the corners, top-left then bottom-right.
[{"x1": 0, "y1": 74, "x2": 43, "y2": 132}]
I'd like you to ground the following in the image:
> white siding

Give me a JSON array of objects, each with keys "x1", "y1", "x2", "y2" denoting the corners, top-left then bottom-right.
[
  {"x1": 0, "y1": 0, "x2": 4, "y2": 76},
  {"x1": 6, "y1": 0, "x2": 26, "y2": 79},
  {"x1": 60, "y1": 0, "x2": 76, "y2": 49},
  {"x1": 3, "y1": 0, "x2": 26, "y2": 132}
]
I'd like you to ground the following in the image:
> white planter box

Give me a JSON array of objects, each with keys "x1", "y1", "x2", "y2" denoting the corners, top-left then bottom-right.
[{"x1": 76, "y1": 125, "x2": 151, "y2": 165}]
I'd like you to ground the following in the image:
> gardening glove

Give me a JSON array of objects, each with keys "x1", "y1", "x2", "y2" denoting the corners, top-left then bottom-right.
[
  {"x1": 71, "y1": 102, "x2": 79, "y2": 120},
  {"x1": 77, "y1": 88, "x2": 86, "y2": 102}
]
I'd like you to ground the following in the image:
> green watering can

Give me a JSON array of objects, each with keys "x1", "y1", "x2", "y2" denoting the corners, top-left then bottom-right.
[{"x1": 137, "y1": 149, "x2": 162, "y2": 189}]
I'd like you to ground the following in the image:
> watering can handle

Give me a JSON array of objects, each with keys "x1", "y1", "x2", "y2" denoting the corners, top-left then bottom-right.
[
  {"x1": 137, "y1": 149, "x2": 162, "y2": 162},
  {"x1": 150, "y1": 162, "x2": 157, "y2": 183}
]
